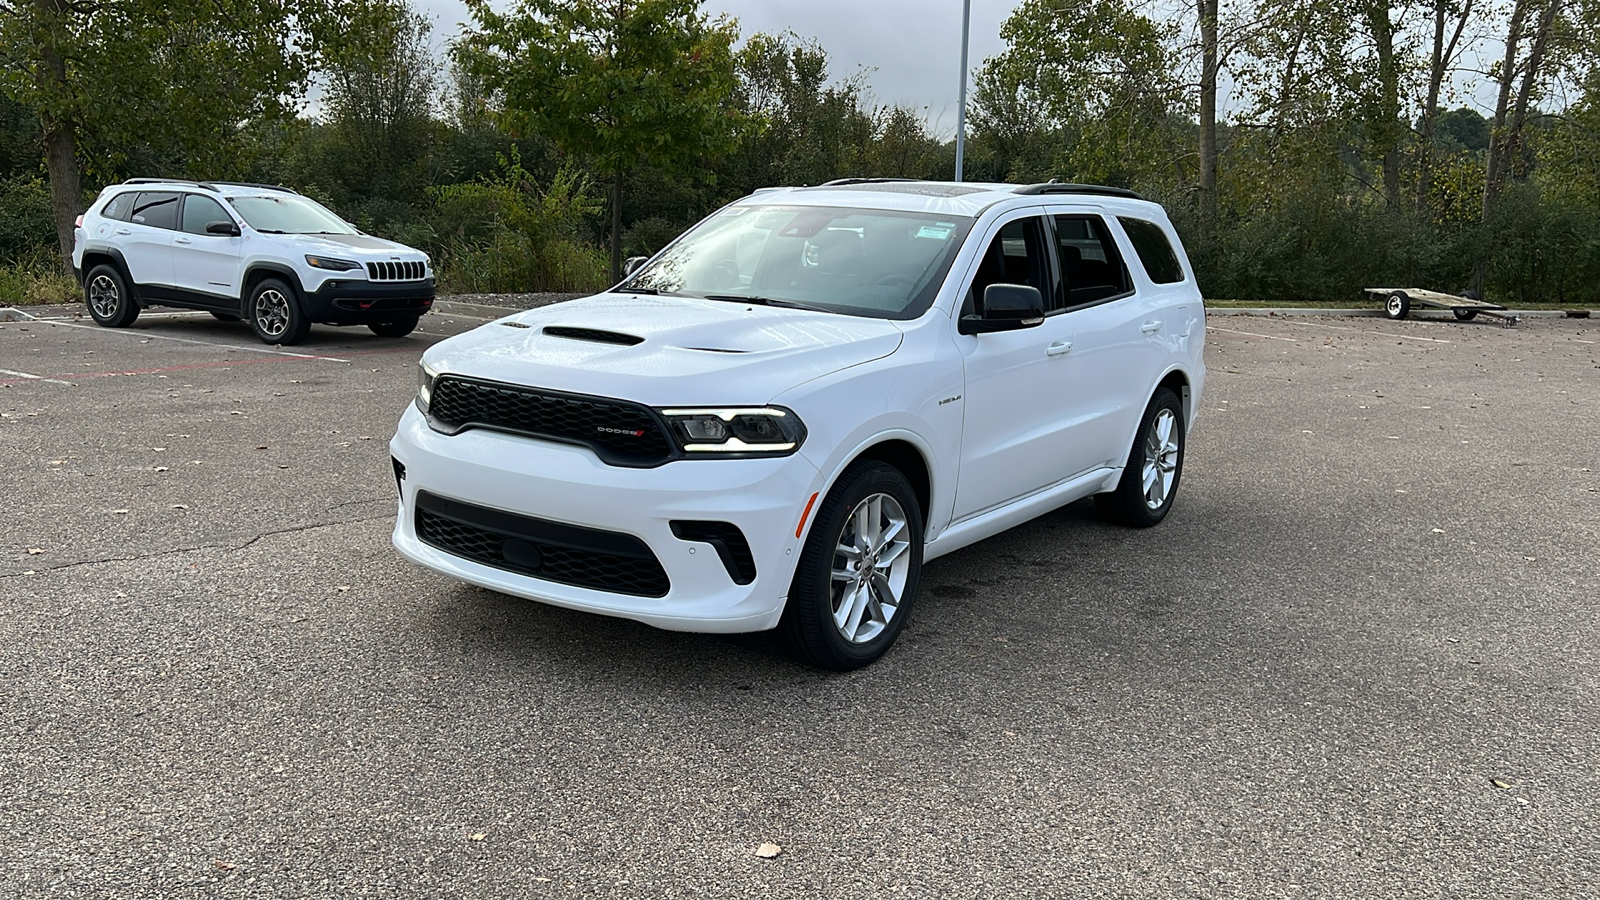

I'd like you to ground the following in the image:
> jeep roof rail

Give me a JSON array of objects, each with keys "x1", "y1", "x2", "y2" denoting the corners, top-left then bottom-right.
[
  {"x1": 209, "y1": 181, "x2": 300, "y2": 194},
  {"x1": 122, "y1": 177, "x2": 221, "y2": 191},
  {"x1": 816, "y1": 177, "x2": 925, "y2": 187},
  {"x1": 1013, "y1": 182, "x2": 1145, "y2": 200}
]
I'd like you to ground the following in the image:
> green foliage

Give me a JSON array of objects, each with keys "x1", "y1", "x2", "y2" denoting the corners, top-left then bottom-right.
[
  {"x1": 0, "y1": 245, "x2": 78, "y2": 305},
  {"x1": 0, "y1": 176, "x2": 53, "y2": 262},
  {"x1": 428, "y1": 151, "x2": 607, "y2": 293}
]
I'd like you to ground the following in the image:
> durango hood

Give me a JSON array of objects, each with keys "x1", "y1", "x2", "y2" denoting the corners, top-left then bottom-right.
[{"x1": 426, "y1": 293, "x2": 905, "y2": 406}]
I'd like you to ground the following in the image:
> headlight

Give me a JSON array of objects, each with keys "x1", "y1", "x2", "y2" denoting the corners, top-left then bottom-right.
[
  {"x1": 305, "y1": 255, "x2": 362, "y2": 271},
  {"x1": 416, "y1": 362, "x2": 439, "y2": 414},
  {"x1": 659, "y1": 407, "x2": 806, "y2": 457}
]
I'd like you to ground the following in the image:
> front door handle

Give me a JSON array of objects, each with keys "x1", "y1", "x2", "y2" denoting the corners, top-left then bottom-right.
[
  {"x1": 1141, "y1": 320, "x2": 1162, "y2": 334},
  {"x1": 1046, "y1": 341, "x2": 1072, "y2": 357}
]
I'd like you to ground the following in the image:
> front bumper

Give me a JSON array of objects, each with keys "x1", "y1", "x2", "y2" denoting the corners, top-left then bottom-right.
[
  {"x1": 389, "y1": 405, "x2": 823, "y2": 633},
  {"x1": 306, "y1": 277, "x2": 435, "y2": 324}
]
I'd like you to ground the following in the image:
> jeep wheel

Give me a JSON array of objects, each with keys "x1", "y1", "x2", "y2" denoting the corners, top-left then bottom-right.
[
  {"x1": 249, "y1": 278, "x2": 310, "y2": 345},
  {"x1": 1096, "y1": 387, "x2": 1185, "y2": 528},
  {"x1": 368, "y1": 317, "x2": 419, "y2": 338},
  {"x1": 779, "y1": 461, "x2": 924, "y2": 670},
  {"x1": 85, "y1": 264, "x2": 139, "y2": 328}
]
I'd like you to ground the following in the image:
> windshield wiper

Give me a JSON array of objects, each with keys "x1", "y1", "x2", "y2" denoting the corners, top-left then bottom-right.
[
  {"x1": 702, "y1": 294, "x2": 828, "y2": 312},
  {"x1": 255, "y1": 229, "x2": 286, "y2": 234},
  {"x1": 612, "y1": 285, "x2": 661, "y2": 295}
]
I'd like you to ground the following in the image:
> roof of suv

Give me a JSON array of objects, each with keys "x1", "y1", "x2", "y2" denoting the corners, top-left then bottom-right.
[
  {"x1": 745, "y1": 179, "x2": 1159, "y2": 219},
  {"x1": 113, "y1": 178, "x2": 299, "y2": 198}
]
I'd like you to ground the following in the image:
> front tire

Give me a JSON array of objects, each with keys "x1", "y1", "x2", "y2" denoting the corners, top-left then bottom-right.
[
  {"x1": 1385, "y1": 291, "x2": 1410, "y2": 320},
  {"x1": 249, "y1": 278, "x2": 310, "y2": 345},
  {"x1": 368, "y1": 317, "x2": 419, "y2": 338},
  {"x1": 1096, "y1": 387, "x2": 1185, "y2": 528},
  {"x1": 84, "y1": 264, "x2": 139, "y2": 328},
  {"x1": 779, "y1": 461, "x2": 924, "y2": 671}
]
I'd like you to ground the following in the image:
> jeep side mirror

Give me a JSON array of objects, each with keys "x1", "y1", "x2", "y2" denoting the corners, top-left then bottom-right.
[
  {"x1": 959, "y1": 283, "x2": 1045, "y2": 335},
  {"x1": 621, "y1": 256, "x2": 649, "y2": 277},
  {"x1": 206, "y1": 220, "x2": 241, "y2": 236}
]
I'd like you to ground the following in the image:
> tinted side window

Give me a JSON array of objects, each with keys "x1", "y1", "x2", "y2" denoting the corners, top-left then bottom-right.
[
  {"x1": 101, "y1": 192, "x2": 133, "y2": 222},
  {"x1": 1117, "y1": 216, "x2": 1185, "y2": 284},
  {"x1": 966, "y1": 217, "x2": 1050, "y2": 315},
  {"x1": 181, "y1": 195, "x2": 230, "y2": 235},
  {"x1": 131, "y1": 192, "x2": 179, "y2": 230},
  {"x1": 1052, "y1": 215, "x2": 1130, "y2": 308}
]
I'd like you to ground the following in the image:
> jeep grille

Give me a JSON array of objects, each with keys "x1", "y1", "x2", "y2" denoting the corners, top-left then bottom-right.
[{"x1": 367, "y1": 260, "x2": 426, "y2": 281}]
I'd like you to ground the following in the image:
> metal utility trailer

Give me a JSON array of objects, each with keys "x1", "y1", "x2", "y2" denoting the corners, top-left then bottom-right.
[{"x1": 1365, "y1": 287, "x2": 1520, "y2": 325}]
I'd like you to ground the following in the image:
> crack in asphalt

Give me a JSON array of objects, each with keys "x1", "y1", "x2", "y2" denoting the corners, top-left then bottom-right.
[{"x1": 0, "y1": 513, "x2": 396, "y2": 579}]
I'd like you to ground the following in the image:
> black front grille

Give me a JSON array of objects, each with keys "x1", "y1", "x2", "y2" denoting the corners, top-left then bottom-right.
[
  {"x1": 670, "y1": 521, "x2": 756, "y2": 585},
  {"x1": 367, "y1": 260, "x2": 426, "y2": 281},
  {"x1": 427, "y1": 376, "x2": 674, "y2": 467},
  {"x1": 415, "y1": 492, "x2": 669, "y2": 598}
]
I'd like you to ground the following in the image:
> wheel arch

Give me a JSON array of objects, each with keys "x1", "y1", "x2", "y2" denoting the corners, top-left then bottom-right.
[
  {"x1": 79, "y1": 248, "x2": 133, "y2": 291},
  {"x1": 1156, "y1": 367, "x2": 1192, "y2": 425},
  {"x1": 242, "y1": 263, "x2": 306, "y2": 302},
  {"x1": 845, "y1": 437, "x2": 933, "y2": 532}
]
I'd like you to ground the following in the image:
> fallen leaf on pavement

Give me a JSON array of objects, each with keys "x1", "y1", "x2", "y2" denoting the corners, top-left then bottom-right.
[{"x1": 755, "y1": 843, "x2": 782, "y2": 858}]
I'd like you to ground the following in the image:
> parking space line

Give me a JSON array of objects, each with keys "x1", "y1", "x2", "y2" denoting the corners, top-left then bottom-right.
[
  {"x1": 1206, "y1": 326, "x2": 1298, "y2": 342},
  {"x1": 37, "y1": 318, "x2": 352, "y2": 362},
  {"x1": 0, "y1": 367, "x2": 74, "y2": 386},
  {"x1": 1266, "y1": 318, "x2": 1453, "y2": 344}
]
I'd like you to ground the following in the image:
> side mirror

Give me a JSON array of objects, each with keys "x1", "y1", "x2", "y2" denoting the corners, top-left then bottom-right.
[
  {"x1": 959, "y1": 283, "x2": 1046, "y2": 335},
  {"x1": 621, "y1": 256, "x2": 649, "y2": 277},
  {"x1": 206, "y1": 220, "x2": 241, "y2": 236}
]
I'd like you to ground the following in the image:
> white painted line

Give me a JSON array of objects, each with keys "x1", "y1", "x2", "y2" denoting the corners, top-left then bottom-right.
[
  {"x1": 39, "y1": 319, "x2": 350, "y2": 362},
  {"x1": 0, "y1": 367, "x2": 74, "y2": 386},
  {"x1": 1206, "y1": 326, "x2": 1299, "y2": 342}
]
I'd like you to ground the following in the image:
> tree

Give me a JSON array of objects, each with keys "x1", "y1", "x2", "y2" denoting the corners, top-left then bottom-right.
[
  {"x1": 456, "y1": 0, "x2": 739, "y2": 280},
  {"x1": 0, "y1": 0, "x2": 371, "y2": 271}
]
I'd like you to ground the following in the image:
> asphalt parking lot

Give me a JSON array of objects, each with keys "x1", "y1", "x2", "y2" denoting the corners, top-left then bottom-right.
[{"x1": 2, "y1": 302, "x2": 1597, "y2": 898}]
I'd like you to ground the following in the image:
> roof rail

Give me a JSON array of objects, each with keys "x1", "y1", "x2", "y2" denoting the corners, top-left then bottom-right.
[
  {"x1": 1013, "y1": 182, "x2": 1145, "y2": 200},
  {"x1": 122, "y1": 177, "x2": 221, "y2": 192},
  {"x1": 209, "y1": 181, "x2": 300, "y2": 195},
  {"x1": 816, "y1": 177, "x2": 925, "y2": 187}
]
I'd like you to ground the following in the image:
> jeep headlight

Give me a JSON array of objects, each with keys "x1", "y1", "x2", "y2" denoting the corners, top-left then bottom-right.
[
  {"x1": 659, "y1": 407, "x2": 806, "y2": 457},
  {"x1": 305, "y1": 254, "x2": 362, "y2": 271},
  {"x1": 416, "y1": 362, "x2": 439, "y2": 414}
]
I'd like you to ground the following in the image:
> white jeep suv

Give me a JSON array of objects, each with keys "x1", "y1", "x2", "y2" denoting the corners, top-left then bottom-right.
[
  {"x1": 72, "y1": 179, "x2": 434, "y2": 344},
  {"x1": 390, "y1": 179, "x2": 1205, "y2": 669}
]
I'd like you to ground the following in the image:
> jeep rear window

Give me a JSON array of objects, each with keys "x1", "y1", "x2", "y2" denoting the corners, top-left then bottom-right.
[
  {"x1": 227, "y1": 195, "x2": 357, "y2": 235},
  {"x1": 131, "y1": 192, "x2": 179, "y2": 230},
  {"x1": 621, "y1": 205, "x2": 975, "y2": 320}
]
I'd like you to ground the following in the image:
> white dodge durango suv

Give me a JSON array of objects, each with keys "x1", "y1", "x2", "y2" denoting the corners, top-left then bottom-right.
[
  {"x1": 72, "y1": 179, "x2": 434, "y2": 344},
  {"x1": 390, "y1": 179, "x2": 1205, "y2": 669}
]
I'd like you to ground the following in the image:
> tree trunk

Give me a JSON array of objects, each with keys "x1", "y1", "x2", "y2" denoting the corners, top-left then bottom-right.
[
  {"x1": 38, "y1": 7, "x2": 83, "y2": 275},
  {"x1": 1483, "y1": 0, "x2": 1532, "y2": 219},
  {"x1": 1363, "y1": 1, "x2": 1402, "y2": 209},
  {"x1": 1416, "y1": 0, "x2": 1472, "y2": 216},
  {"x1": 1198, "y1": 0, "x2": 1218, "y2": 240},
  {"x1": 609, "y1": 169, "x2": 623, "y2": 283}
]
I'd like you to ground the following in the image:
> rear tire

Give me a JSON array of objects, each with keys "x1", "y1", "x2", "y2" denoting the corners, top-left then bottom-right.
[
  {"x1": 1096, "y1": 387, "x2": 1185, "y2": 528},
  {"x1": 368, "y1": 317, "x2": 419, "y2": 338},
  {"x1": 84, "y1": 264, "x2": 139, "y2": 328},
  {"x1": 1385, "y1": 292, "x2": 1409, "y2": 320},
  {"x1": 779, "y1": 461, "x2": 924, "y2": 671},
  {"x1": 1453, "y1": 308, "x2": 1478, "y2": 321},
  {"x1": 248, "y1": 278, "x2": 310, "y2": 345}
]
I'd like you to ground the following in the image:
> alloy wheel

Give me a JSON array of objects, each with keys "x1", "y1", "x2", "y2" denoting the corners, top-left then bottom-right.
[
  {"x1": 254, "y1": 289, "x2": 291, "y2": 338},
  {"x1": 829, "y1": 492, "x2": 912, "y2": 644},
  {"x1": 88, "y1": 275, "x2": 119, "y2": 319},
  {"x1": 1142, "y1": 408, "x2": 1180, "y2": 510}
]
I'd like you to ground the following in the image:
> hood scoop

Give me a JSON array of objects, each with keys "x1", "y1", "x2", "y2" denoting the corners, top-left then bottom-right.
[{"x1": 543, "y1": 325, "x2": 644, "y2": 346}]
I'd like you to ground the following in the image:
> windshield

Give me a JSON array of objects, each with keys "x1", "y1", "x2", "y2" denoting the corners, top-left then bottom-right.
[
  {"x1": 227, "y1": 195, "x2": 358, "y2": 235},
  {"x1": 623, "y1": 204, "x2": 974, "y2": 319}
]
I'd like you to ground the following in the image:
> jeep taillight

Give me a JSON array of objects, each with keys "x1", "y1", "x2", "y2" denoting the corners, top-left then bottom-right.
[{"x1": 74, "y1": 215, "x2": 83, "y2": 228}]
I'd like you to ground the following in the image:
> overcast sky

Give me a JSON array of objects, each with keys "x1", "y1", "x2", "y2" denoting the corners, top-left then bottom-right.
[{"x1": 412, "y1": 0, "x2": 1020, "y2": 137}]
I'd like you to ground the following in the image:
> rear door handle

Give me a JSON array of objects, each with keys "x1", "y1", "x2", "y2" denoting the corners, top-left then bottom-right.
[
  {"x1": 174, "y1": 237, "x2": 192, "y2": 244},
  {"x1": 114, "y1": 228, "x2": 131, "y2": 235},
  {"x1": 1141, "y1": 320, "x2": 1162, "y2": 334},
  {"x1": 1046, "y1": 341, "x2": 1072, "y2": 357}
]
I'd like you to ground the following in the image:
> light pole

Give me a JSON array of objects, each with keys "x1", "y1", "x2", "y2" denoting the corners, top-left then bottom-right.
[{"x1": 955, "y1": 0, "x2": 971, "y2": 181}]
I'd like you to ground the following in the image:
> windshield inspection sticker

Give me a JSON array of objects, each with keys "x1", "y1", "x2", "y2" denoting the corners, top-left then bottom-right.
[{"x1": 916, "y1": 225, "x2": 952, "y2": 240}]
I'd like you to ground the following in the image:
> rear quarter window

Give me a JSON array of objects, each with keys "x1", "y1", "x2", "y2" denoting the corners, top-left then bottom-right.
[
  {"x1": 100, "y1": 192, "x2": 133, "y2": 222},
  {"x1": 1117, "y1": 217, "x2": 1186, "y2": 284}
]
